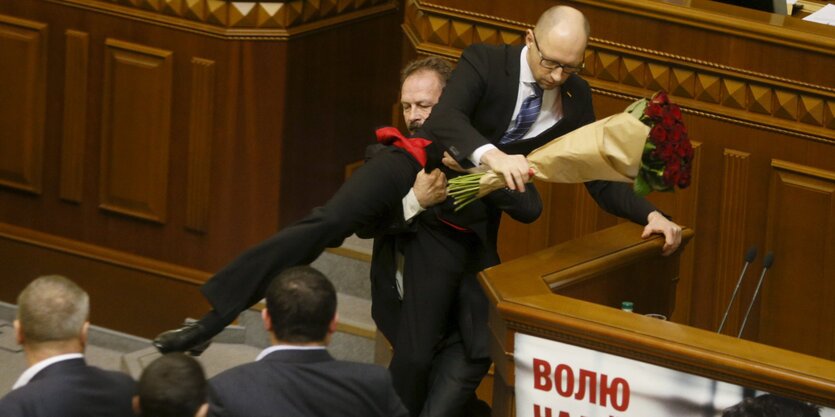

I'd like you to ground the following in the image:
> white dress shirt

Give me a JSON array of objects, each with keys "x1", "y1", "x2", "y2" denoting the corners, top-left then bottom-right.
[
  {"x1": 470, "y1": 45, "x2": 564, "y2": 166},
  {"x1": 256, "y1": 344, "x2": 327, "y2": 361}
]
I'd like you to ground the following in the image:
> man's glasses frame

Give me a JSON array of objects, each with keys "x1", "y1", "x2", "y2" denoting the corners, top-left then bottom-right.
[{"x1": 531, "y1": 32, "x2": 585, "y2": 75}]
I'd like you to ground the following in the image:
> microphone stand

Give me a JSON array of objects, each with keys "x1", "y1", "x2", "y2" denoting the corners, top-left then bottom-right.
[
  {"x1": 738, "y1": 252, "x2": 774, "y2": 338},
  {"x1": 718, "y1": 246, "x2": 757, "y2": 334}
]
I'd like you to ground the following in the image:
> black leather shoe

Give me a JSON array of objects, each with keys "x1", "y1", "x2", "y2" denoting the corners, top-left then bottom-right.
[{"x1": 153, "y1": 323, "x2": 212, "y2": 356}]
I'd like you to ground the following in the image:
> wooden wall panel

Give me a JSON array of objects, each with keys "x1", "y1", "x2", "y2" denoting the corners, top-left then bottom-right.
[
  {"x1": 185, "y1": 57, "x2": 215, "y2": 233},
  {"x1": 60, "y1": 30, "x2": 89, "y2": 203},
  {"x1": 0, "y1": 0, "x2": 402, "y2": 338},
  {"x1": 714, "y1": 149, "x2": 751, "y2": 334},
  {"x1": 0, "y1": 15, "x2": 46, "y2": 195},
  {"x1": 99, "y1": 39, "x2": 173, "y2": 223},
  {"x1": 760, "y1": 161, "x2": 835, "y2": 358},
  {"x1": 0, "y1": 222, "x2": 209, "y2": 338}
]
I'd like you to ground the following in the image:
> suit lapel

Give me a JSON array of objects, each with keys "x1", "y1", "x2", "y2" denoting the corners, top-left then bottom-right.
[{"x1": 496, "y1": 44, "x2": 524, "y2": 140}]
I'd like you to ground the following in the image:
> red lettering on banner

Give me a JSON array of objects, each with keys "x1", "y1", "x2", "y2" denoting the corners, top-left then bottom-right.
[
  {"x1": 575, "y1": 369, "x2": 597, "y2": 404},
  {"x1": 533, "y1": 358, "x2": 552, "y2": 391},
  {"x1": 531, "y1": 361, "x2": 629, "y2": 412},
  {"x1": 599, "y1": 374, "x2": 630, "y2": 411},
  {"x1": 610, "y1": 377, "x2": 630, "y2": 411},
  {"x1": 555, "y1": 364, "x2": 575, "y2": 397}
]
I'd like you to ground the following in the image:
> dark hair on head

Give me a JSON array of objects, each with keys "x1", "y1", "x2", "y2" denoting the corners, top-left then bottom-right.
[
  {"x1": 400, "y1": 55, "x2": 453, "y2": 86},
  {"x1": 722, "y1": 394, "x2": 821, "y2": 417},
  {"x1": 266, "y1": 266, "x2": 337, "y2": 343},
  {"x1": 138, "y1": 353, "x2": 207, "y2": 417}
]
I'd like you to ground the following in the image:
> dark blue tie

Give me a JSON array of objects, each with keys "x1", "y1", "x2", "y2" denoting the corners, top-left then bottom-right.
[{"x1": 499, "y1": 83, "x2": 543, "y2": 144}]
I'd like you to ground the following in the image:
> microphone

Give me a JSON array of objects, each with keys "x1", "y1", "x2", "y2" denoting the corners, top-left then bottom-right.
[
  {"x1": 717, "y1": 246, "x2": 757, "y2": 333},
  {"x1": 738, "y1": 252, "x2": 775, "y2": 338}
]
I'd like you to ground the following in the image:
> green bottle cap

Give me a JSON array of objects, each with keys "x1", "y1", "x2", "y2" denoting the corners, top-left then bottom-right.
[{"x1": 621, "y1": 301, "x2": 634, "y2": 312}]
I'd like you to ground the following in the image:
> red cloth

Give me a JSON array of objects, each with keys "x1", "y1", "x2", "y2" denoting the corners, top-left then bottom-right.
[{"x1": 375, "y1": 127, "x2": 431, "y2": 167}]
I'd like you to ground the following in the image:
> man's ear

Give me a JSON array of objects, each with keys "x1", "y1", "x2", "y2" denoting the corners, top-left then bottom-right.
[
  {"x1": 80, "y1": 321, "x2": 90, "y2": 349},
  {"x1": 525, "y1": 29, "x2": 534, "y2": 46},
  {"x1": 261, "y1": 308, "x2": 272, "y2": 332},
  {"x1": 195, "y1": 402, "x2": 209, "y2": 417},
  {"x1": 328, "y1": 313, "x2": 338, "y2": 336},
  {"x1": 132, "y1": 395, "x2": 141, "y2": 416},
  {"x1": 13, "y1": 319, "x2": 23, "y2": 345}
]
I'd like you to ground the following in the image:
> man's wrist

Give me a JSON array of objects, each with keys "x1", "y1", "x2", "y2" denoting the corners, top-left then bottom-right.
[
  {"x1": 472, "y1": 144, "x2": 497, "y2": 167},
  {"x1": 402, "y1": 188, "x2": 425, "y2": 223}
]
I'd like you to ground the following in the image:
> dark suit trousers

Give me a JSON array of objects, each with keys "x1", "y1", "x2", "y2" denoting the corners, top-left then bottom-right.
[
  {"x1": 383, "y1": 217, "x2": 485, "y2": 417},
  {"x1": 201, "y1": 148, "x2": 420, "y2": 320}
]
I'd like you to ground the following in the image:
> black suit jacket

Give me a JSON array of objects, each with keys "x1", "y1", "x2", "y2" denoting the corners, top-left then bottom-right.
[
  {"x1": 0, "y1": 358, "x2": 136, "y2": 417},
  {"x1": 418, "y1": 43, "x2": 656, "y2": 225},
  {"x1": 208, "y1": 349, "x2": 409, "y2": 417}
]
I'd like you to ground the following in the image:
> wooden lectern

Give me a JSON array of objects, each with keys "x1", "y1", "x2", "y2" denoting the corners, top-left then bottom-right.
[{"x1": 480, "y1": 223, "x2": 835, "y2": 416}]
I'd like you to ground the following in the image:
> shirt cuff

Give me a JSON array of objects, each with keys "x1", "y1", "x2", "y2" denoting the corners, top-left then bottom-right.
[
  {"x1": 470, "y1": 144, "x2": 498, "y2": 167},
  {"x1": 402, "y1": 188, "x2": 425, "y2": 223}
]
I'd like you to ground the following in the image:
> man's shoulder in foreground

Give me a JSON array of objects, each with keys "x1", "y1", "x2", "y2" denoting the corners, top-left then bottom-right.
[
  {"x1": 209, "y1": 350, "x2": 408, "y2": 417},
  {"x1": 0, "y1": 360, "x2": 135, "y2": 417}
]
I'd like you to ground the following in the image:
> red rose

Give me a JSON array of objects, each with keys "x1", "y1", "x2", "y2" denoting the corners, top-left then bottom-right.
[
  {"x1": 677, "y1": 140, "x2": 693, "y2": 159},
  {"x1": 645, "y1": 103, "x2": 664, "y2": 121},
  {"x1": 658, "y1": 143, "x2": 676, "y2": 161},
  {"x1": 669, "y1": 104, "x2": 682, "y2": 120},
  {"x1": 651, "y1": 91, "x2": 669, "y2": 106},
  {"x1": 650, "y1": 124, "x2": 667, "y2": 144},
  {"x1": 662, "y1": 112, "x2": 676, "y2": 128}
]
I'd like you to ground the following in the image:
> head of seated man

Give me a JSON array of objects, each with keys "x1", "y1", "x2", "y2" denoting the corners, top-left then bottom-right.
[{"x1": 135, "y1": 352, "x2": 208, "y2": 417}]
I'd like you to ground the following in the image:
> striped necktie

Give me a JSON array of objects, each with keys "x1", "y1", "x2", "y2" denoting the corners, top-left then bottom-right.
[{"x1": 499, "y1": 83, "x2": 543, "y2": 145}]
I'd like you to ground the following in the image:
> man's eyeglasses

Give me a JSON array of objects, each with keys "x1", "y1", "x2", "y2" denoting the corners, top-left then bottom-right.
[{"x1": 532, "y1": 33, "x2": 585, "y2": 74}]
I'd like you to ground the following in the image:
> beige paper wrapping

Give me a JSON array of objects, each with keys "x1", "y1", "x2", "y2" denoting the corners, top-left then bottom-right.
[{"x1": 475, "y1": 112, "x2": 651, "y2": 198}]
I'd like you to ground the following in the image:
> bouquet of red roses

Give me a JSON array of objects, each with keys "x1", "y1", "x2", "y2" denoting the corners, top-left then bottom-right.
[
  {"x1": 447, "y1": 91, "x2": 693, "y2": 210},
  {"x1": 628, "y1": 91, "x2": 693, "y2": 196}
]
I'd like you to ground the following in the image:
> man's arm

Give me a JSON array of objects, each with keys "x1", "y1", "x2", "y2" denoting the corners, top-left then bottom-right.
[{"x1": 585, "y1": 180, "x2": 682, "y2": 255}]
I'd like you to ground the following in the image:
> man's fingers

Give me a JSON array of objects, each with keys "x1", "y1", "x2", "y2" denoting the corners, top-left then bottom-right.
[
  {"x1": 513, "y1": 170, "x2": 526, "y2": 192},
  {"x1": 503, "y1": 171, "x2": 517, "y2": 191}
]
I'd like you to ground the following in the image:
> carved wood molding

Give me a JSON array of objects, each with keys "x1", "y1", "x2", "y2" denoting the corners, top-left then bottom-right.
[
  {"x1": 714, "y1": 149, "x2": 750, "y2": 334},
  {"x1": 45, "y1": 0, "x2": 397, "y2": 39},
  {"x1": 402, "y1": 0, "x2": 835, "y2": 145}
]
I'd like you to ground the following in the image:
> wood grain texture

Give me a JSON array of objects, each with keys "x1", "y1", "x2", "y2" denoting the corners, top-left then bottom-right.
[
  {"x1": 185, "y1": 57, "x2": 215, "y2": 233},
  {"x1": 714, "y1": 149, "x2": 750, "y2": 335},
  {"x1": 761, "y1": 161, "x2": 835, "y2": 358},
  {"x1": 0, "y1": 14, "x2": 47, "y2": 195},
  {"x1": 99, "y1": 38, "x2": 173, "y2": 223},
  {"x1": 60, "y1": 29, "x2": 89, "y2": 203}
]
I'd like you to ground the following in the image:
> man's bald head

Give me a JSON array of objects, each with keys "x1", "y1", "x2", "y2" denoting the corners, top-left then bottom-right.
[
  {"x1": 535, "y1": 5, "x2": 590, "y2": 41},
  {"x1": 525, "y1": 5, "x2": 590, "y2": 89}
]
